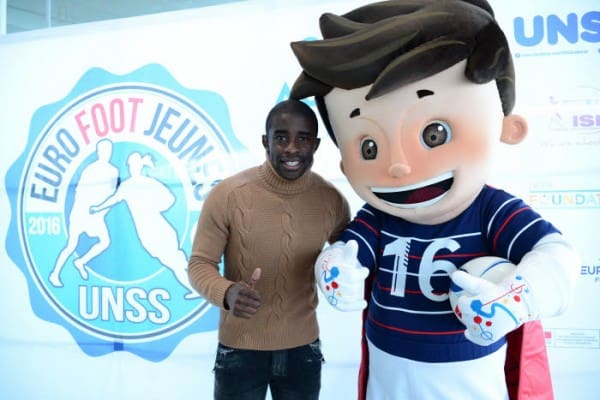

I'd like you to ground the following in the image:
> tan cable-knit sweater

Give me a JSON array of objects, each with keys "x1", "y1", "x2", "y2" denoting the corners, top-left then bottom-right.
[{"x1": 188, "y1": 160, "x2": 350, "y2": 351}]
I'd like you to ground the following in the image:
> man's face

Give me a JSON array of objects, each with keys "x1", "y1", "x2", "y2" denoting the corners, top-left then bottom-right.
[
  {"x1": 324, "y1": 61, "x2": 510, "y2": 224},
  {"x1": 262, "y1": 111, "x2": 320, "y2": 181}
]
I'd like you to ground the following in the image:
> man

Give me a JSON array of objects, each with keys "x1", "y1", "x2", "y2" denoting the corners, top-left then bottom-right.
[
  {"x1": 289, "y1": 1, "x2": 579, "y2": 399},
  {"x1": 188, "y1": 99, "x2": 350, "y2": 400}
]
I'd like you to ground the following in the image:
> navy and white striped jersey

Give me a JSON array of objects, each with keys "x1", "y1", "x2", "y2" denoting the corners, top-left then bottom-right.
[{"x1": 339, "y1": 185, "x2": 559, "y2": 362}]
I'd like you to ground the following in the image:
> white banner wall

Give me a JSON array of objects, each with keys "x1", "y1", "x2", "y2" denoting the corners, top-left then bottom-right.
[{"x1": 0, "y1": 1, "x2": 598, "y2": 399}]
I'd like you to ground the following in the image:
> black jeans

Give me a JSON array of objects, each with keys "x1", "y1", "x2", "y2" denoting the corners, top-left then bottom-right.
[{"x1": 213, "y1": 339, "x2": 324, "y2": 400}]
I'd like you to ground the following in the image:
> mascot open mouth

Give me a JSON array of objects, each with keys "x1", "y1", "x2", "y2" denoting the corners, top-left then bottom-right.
[{"x1": 371, "y1": 172, "x2": 454, "y2": 208}]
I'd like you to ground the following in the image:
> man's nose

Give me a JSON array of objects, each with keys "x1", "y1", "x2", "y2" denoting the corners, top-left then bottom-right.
[{"x1": 285, "y1": 139, "x2": 300, "y2": 153}]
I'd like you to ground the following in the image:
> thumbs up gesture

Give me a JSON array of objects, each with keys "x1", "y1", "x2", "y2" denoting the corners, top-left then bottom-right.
[
  {"x1": 315, "y1": 241, "x2": 370, "y2": 311},
  {"x1": 225, "y1": 268, "x2": 262, "y2": 319}
]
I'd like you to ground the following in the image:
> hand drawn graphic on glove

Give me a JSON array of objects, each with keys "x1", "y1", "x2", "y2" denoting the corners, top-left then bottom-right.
[
  {"x1": 320, "y1": 262, "x2": 340, "y2": 305},
  {"x1": 315, "y1": 240, "x2": 369, "y2": 311},
  {"x1": 468, "y1": 277, "x2": 527, "y2": 340},
  {"x1": 452, "y1": 270, "x2": 534, "y2": 346}
]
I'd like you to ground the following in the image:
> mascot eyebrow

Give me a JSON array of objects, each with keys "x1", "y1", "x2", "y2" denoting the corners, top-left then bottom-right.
[{"x1": 349, "y1": 88, "x2": 433, "y2": 119}]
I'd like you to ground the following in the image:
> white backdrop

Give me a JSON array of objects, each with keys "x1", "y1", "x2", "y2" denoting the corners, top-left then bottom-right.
[{"x1": 0, "y1": 1, "x2": 598, "y2": 399}]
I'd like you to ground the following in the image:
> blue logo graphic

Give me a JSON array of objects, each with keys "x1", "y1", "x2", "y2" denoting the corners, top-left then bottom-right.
[
  {"x1": 5, "y1": 64, "x2": 244, "y2": 361},
  {"x1": 514, "y1": 11, "x2": 600, "y2": 46}
]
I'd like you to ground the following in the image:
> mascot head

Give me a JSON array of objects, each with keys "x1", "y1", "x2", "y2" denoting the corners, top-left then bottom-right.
[{"x1": 290, "y1": 0, "x2": 528, "y2": 225}]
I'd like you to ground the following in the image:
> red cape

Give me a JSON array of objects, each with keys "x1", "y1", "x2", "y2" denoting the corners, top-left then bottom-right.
[{"x1": 357, "y1": 279, "x2": 553, "y2": 400}]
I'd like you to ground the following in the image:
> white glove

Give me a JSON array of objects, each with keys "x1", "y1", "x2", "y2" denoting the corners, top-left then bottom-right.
[
  {"x1": 450, "y1": 270, "x2": 539, "y2": 346},
  {"x1": 315, "y1": 240, "x2": 370, "y2": 311}
]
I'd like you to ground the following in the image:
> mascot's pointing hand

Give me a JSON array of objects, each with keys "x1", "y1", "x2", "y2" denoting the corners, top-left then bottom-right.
[
  {"x1": 451, "y1": 270, "x2": 539, "y2": 347},
  {"x1": 315, "y1": 240, "x2": 369, "y2": 311}
]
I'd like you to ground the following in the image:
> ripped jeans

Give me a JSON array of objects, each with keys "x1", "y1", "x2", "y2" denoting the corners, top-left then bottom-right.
[{"x1": 213, "y1": 339, "x2": 323, "y2": 400}]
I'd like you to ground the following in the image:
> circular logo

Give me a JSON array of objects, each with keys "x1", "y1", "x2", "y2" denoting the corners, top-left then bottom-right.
[{"x1": 7, "y1": 66, "x2": 243, "y2": 359}]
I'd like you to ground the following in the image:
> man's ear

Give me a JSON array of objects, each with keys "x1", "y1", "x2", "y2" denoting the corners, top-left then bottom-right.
[
  {"x1": 339, "y1": 160, "x2": 346, "y2": 176},
  {"x1": 500, "y1": 114, "x2": 528, "y2": 145},
  {"x1": 262, "y1": 134, "x2": 268, "y2": 150},
  {"x1": 314, "y1": 137, "x2": 321, "y2": 152}
]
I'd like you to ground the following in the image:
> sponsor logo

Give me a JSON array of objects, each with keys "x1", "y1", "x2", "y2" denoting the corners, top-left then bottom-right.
[
  {"x1": 5, "y1": 64, "x2": 244, "y2": 360},
  {"x1": 514, "y1": 11, "x2": 600, "y2": 46},
  {"x1": 548, "y1": 88, "x2": 600, "y2": 135},
  {"x1": 530, "y1": 87, "x2": 600, "y2": 154},
  {"x1": 528, "y1": 189, "x2": 600, "y2": 209},
  {"x1": 579, "y1": 258, "x2": 600, "y2": 283},
  {"x1": 581, "y1": 263, "x2": 600, "y2": 277},
  {"x1": 512, "y1": 10, "x2": 600, "y2": 57}
]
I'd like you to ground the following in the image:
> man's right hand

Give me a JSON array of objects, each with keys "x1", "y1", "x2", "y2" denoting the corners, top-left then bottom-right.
[
  {"x1": 315, "y1": 241, "x2": 369, "y2": 311},
  {"x1": 224, "y1": 268, "x2": 262, "y2": 319}
]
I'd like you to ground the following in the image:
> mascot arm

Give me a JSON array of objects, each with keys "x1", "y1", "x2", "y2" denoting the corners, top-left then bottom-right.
[
  {"x1": 315, "y1": 240, "x2": 370, "y2": 311},
  {"x1": 514, "y1": 232, "x2": 580, "y2": 318}
]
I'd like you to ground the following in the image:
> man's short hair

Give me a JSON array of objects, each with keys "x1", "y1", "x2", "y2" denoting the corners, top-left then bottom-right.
[{"x1": 265, "y1": 99, "x2": 318, "y2": 136}]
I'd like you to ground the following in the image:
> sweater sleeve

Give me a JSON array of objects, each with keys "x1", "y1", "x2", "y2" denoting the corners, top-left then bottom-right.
[
  {"x1": 187, "y1": 182, "x2": 235, "y2": 309},
  {"x1": 328, "y1": 190, "x2": 351, "y2": 244}
]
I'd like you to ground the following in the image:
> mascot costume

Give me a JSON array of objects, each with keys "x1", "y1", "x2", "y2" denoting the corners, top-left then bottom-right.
[{"x1": 289, "y1": 1, "x2": 580, "y2": 399}]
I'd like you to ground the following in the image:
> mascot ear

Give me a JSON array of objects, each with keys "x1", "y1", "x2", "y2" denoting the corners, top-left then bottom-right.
[{"x1": 501, "y1": 114, "x2": 528, "y2": 145}]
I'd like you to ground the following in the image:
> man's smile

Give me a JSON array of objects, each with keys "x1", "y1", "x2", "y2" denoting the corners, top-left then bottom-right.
[
  {"x1": 281, "y1": 159, "x2": 302, "y2": 170},
  {"x1": 371, "y1": 172, "x2": 454, "y2": 208}
]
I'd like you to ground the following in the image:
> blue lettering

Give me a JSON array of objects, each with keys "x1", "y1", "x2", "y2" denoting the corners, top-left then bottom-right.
[
  {"x1": 514, "y1": 11, "x2": 600, "y2": 46},
  {"x1": 143, "y1": 103, "x2": 214, "y2": 161},
  {"x1": 581, "y1": 11, "x2": 600, "y2": 42},
  {"x1": 33, "y1": 163, "x2": 61, "y2": 186},
  {"x1": 30, "y1": 172, "x2": 59, "y2": 203},
  {"x1": 581, "y1": 265, "x2": 600, "y2": 275},
  {"x1": 143, "y1": 102, "x2": 163, "y2": 137},
  {"x1": 29, "y1": 128, "x2": 79, "y2": 203},
  {"x1": 547, "y1": 13, "x2": 578, "y2": 45},
  {"x1": 168, "y1": 119, "x2": 198, "y2": 153},
  {"x1": 44, "y1": 129, "x2": 78, "y2": 172},
  {"x1": 514, "y1": 15, "x2": 544, "y2": 46},
  {"x1": 144, "y1": 103, "x2": 180, "y2": 144}
]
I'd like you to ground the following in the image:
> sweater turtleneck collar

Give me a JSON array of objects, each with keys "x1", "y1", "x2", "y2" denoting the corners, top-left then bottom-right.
[{"x1": 258, "y1": 160, "x2": 313, "y2": 195}]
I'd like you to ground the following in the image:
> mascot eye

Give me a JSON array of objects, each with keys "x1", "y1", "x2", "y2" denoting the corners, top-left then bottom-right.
[
  {"x1": 421, "y1": 121, "x2": 451, "y2": 148},
  {"x1": 360, "y1": 138, "x2": 378, "y2": 160}
]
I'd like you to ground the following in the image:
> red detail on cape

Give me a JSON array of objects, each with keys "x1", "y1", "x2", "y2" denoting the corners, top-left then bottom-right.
[
  {"x1": 504, "y1": 321, "x2": 554, "y2": 400},
  {"x1": 357, "y1": 274, "x2": 553, "y2": 399},
  {"x1": 358, "y1": 275, "x2": 374, "y2": 400}
]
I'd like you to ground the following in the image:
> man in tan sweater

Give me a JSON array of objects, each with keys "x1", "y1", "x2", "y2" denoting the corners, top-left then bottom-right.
[{"x1": 188, "y1": 99, "x2": 350, "y2": 400}]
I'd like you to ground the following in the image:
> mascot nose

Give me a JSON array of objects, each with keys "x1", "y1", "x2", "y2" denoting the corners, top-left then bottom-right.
[{"x1": 388, "y1": 163, "x2": 411, "y2": 178}]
